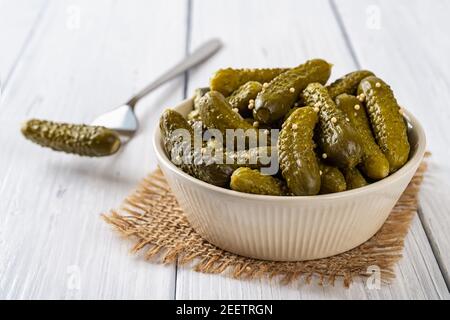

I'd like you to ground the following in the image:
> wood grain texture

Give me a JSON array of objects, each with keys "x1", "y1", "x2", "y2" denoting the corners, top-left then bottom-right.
[
  {"x1": 333, "y1": 0, "x2": 450, "y2": 289},
  {"x1": 176, "y1": 218, "x2": 447, "y2": 300},
  {"x1": 0, "y1": 0, "x2": 48, "y2": 92},
  {"x1": 0, "y1": 0, "x2": 188, "y2": 299},
  {"x1": 176, "y1": 0, "x2": 449, "y2": 299},
  {"x1": 0, "y1": 0, "x2": 449, "y2": 300}
]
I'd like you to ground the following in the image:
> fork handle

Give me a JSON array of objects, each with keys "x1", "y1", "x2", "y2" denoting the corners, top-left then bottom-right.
[{"x1": 126, "y1": 38, "x2": 222, "y2": 107}]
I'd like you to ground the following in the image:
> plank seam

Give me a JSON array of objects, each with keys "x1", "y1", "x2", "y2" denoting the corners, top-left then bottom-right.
[
  {"x1": 183, "y1": 0, "x2": 193, "y2": 100},
  {"x1": 328, "y1": 0, "x2": 362, "y2": 69},
  {"x1": 417, "y1": 207, "x2": 450, "y2": 292},
  {"x1": 175, "y1": 0, "x2": 193, "y2": 300},
  {"x1": 329, "y1": 0, "x2": 449, "y2": 296}
]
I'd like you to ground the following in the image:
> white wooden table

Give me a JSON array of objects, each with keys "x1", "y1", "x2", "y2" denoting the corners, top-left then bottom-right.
[{"x1": 1, "y1": 0, "x2": 449, "y2": 300}]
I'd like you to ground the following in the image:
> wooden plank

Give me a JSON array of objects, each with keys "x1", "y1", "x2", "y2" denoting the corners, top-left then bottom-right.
[
  {"x1": 176, "y1": 217, "x2": 448, "y2": 299},
  {"x1": 333, "y1": 0, "x2": 450, "y2": 289},
  {"x1": 176, "y1": 0, "x2": 449, "y2": 299},
  {"x1": 0, "y1": 0, "x2": 188, "y2": 299},
  {"x1": 0, "y1": 0, "x2": 48, "y2": 91}
]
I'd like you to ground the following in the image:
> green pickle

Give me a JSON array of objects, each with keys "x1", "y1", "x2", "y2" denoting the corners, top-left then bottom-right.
[
  {"x1": 243, "y1": 118, "x2": 272, "y2": 130},
  {"x1": 160, "y1": 109, "x2": 274, "y2": 187},
  {"x1": 283, "y1": 107, "x2": 300, "y2": 122},
  {"x1": 159, "y1": 109, "x2": 234, "y2": 187},
  {"x1": 21, "y1": 119, "x2": 121, "y2": 157},
  {"x1": 278, "y1": 107, "x2": 321, "y2": 196},
  {"x1": 209, "y1": 145, "x2": 277, "y2": 170},
  {"x1": 303, "y1": 83, "x2": 362, "y2": 168},
  {"x1": 193, "y1": 87, "x2": 210, "y2": 109},
  {"x1": 343, "y1": 167, "x2": 368, "y2": 190},
  {"x1": 231, "y1": 146, "x2": 276, "y2": 169},
  {"x1": 230, "y1": 167, "x2": 286, "y2": 196},
  {"x1": 274, "y1": 106, "x2": 300, "y2": 129},
  {"x1": 358, "y1": 76, "x2": 410, "y2": 172},
  {"x1": 198, "y1": 91, "x2": 253, "y2": 135},
  {"x1": 226, "y1": 81, "x2": 262, "y2": 115},
  {"x1": 335, "y1": 94, "x2": 390, "y2": 179},
  {"x1": 244, "y1": 117, "x2": 256, "y2": 126},
  {"x1": 159, "y1": 61, "x2": 407, "y2": 195},
  {"x1": 327, "y1": 70, "x2": 374, "y2": 99},
  {"x1": 210, "y1": 68, "x2": 288, "y2": 97},
  {"x1": 319, "y1": 161, "x2": 346, "y2": 194},
  {"x1": 187, "y1": 109, "x2": 201, "y2": 122},
  {"x1": 159, "y1": 109, "x2": 193, "y2": 152},
  {"x1": 254, "y1": 59, "x2": 332, "y2": 124},
  {"x1": 189, "y1": 87, "x2": 210, "y2": 122}
]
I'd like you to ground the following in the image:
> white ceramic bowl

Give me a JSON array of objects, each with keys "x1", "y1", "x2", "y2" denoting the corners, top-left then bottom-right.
[{"x1": 153, "y1": 98, "x2": 426, "y2": 261}]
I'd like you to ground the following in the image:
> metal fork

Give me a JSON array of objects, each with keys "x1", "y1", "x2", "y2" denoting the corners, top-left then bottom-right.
[{"x1": 91, "y1": 39, "x2": 222, "y2": 142}]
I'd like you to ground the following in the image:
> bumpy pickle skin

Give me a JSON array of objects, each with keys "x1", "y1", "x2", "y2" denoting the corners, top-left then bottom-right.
[
  {"x1": 303, "y1": 83, "x2": 363, "y2": 168},
  {"x1": 189, "y1": 87, "x2": 210, "y2": 123},
  {"x1": 187, "y1": 109, "x2": 201, "y2": 122},
  {"x1": 230, "y1": 167, "x2": 286, "y2": 196},
  {"x1": 335, "y1": 94, "x2": 390, "y2": 179},
  {"x1": 357, "y1": 76, "x2": 410, "y2": 172},
  {"x1": 283, "y1": 107, "x2": 300, "y2": 122},
  {"x1": 198, "y1": 91, "x2": 253, "y2": 135},
  {"x1": 193, "y1": 87, "x2": 210, "y2": 109},
  {"x1": 21, "y1": 119, "x2": 121, "y2": 157},
  {"x1": 159, "y1": 109, "x2": 193, "y2": 153},
  {"x1": 253, "y1": 59, "x2": 332, "y2": 124},
  {"x1": 160, "y1": 110, "x2": 275, "y2": 187},
  {"x1": 278, "y1": 107, "x2": 321, "y2": 196},
  {"x1": 319, "y1": 161, "x2": 347, "y2": 194},
  {"x1": 343, "y1": 167, "x2": 368, "y2": 190},
  {"x1": 226, "y1": 81, "x2": 262, "y2": 115},
  {"x1": 159, "y1": 109, "x2": 235, "y2": 187},
  {"x1": 210, "y1": 68, "x2": 288, "y2": 97},
  {"x1": 327, "y1": 70, "x2": 374, "y2": 99},
  {"x1": 231, "y1": 146, "x2": 277, "y2": 169}
]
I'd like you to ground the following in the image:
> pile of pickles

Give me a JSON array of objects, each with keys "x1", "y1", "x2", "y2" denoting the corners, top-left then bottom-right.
[{"x1": 160, "y1": 59, "x2": 410, "y2": 196}]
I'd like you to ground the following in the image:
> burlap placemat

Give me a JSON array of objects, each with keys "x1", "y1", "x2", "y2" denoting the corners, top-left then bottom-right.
[{"x1": 103, "y1": 158, "x2": 428, "y2": 287}]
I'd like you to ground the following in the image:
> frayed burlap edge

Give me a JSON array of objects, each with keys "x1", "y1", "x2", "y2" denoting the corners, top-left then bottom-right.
[{"x1": 102, "y1": 154, "x2": 429, "y2": 288}]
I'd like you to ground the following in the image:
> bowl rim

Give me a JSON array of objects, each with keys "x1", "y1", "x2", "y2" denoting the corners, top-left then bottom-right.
[{"x1": 153, "y1": 98, "x2": 427, "y2": 202}]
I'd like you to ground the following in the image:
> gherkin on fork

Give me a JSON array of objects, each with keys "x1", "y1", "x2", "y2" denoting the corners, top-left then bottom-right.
[{"x1": 21, "y1": 119, "x2": 121, "y2": 157}]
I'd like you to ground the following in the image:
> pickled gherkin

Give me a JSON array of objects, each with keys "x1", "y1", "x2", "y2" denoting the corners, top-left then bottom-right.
[
  {"x1": 187, "y1": 109, "x2": 201, "y2": 122},
  {"x1": 206, "y1": 145, "x2": 278, "y2": 170},
  {"x1": 254, "y1": 59, "x2": 332, "y2": 124},
  {"x1": 343, "y1": 167, "x2": 368, "y2": 190},
  {"x1": 210, "y1": 67, "x2": 288, "y2": 97},
  {"x1": 159, "y1": 109, "x2": 235, "y2": 187},
  {"x1": 21, "y1": 119, "x2": 121, "y2": 157},
  {"x1": 159, "y1": 109, "x2": 193, "y2": 153},
  {"x1": 193, "y1": 87, "x2": 210, "y2": 110},
  {"x1": 303, "y1": 83, "x2": 362, "y2": 168},
  {"x1": 278, "y1": 107, "x2": 321, "y2": 196},
  {"x1": 231, "y1": 146, "x2": 277, "y2": 169},
  {"x1": 319, "y1": 162, "x2": 346, "y2": 194},
  {"x1": 244, "y1": 117, "x2": 272, "y2": 130},
  {"x1": 198, "y1": 91, "x2": 253, "y2": 135},
  {"x1": 230, "y1": 167, "x2": 287, "y2": 196},
  {"x1": 283, "y1": 107, "x2": 300, "y2": 122},
  {"x1": 274, "y1": 106, "x2": 300, "y2": 129},
  {"x1": 327, "y1": 70, "x2": 374, "y2": 99},
  {"x1": 358, "y1": 76, "x2": 410, "y2": 172},
  {"x1": 226, "y1": 81, "x2": 262, "y2": 115},
  {"x1": 159, "y1": 60, "x2": 411, "y2": 195},
  {"x1": 335, "y1": 94, "x2": 390, "y2": 179},
  {"x1": 160, "y1": 109, "x2": 273, "y2": 187}
]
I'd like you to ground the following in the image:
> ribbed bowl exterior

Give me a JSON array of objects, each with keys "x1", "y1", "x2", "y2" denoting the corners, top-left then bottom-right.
[
  {"x1": 154, "y1": 99, "x2": 426, "y2": 261},
  {"x1": 160, "y1": 162, "x2": 415, "y2": 261}
]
